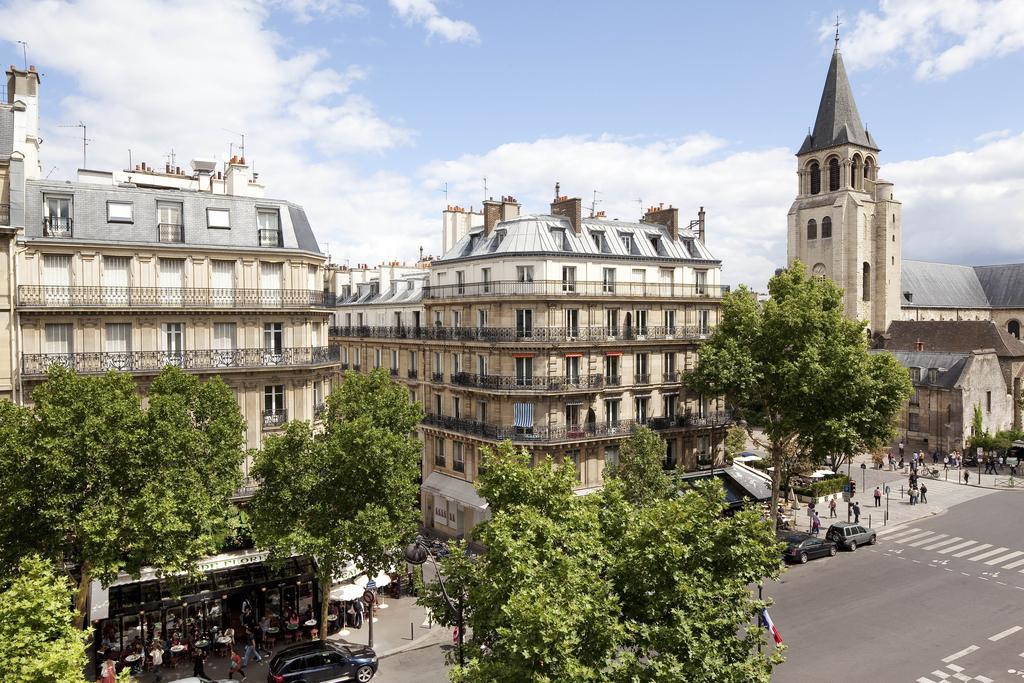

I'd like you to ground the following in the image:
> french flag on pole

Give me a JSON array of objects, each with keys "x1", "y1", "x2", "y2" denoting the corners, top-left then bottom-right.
[{"x1": 761, "y1": 608, "x2": 784, "y2": 645}]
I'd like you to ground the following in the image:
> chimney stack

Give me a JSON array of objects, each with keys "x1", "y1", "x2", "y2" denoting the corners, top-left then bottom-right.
[
  {"x1": 641, "y1": 203, "x2": 680, "y2": 240},
  {"x1": 500, "y1": 195, "x2": 520, "y2": 222},
  {"x1": 482, "y1": 197, "x2": 502, "y2": 237},
  {"x1": 550, "y1": 193, "x2": 583, "y2": 234},
  {"x1": 697, "y1": 207, "x2": 706, "y2": 243}
]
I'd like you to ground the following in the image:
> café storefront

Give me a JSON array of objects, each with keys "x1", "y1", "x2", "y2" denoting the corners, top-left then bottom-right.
[{"x1": 91, "y1": 549, "x2": 320, "y2": 652}]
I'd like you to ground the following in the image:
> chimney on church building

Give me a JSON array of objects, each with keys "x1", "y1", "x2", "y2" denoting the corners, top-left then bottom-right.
[
  {"x1": 641, "y1": 203, "x2": 680, "y2": 240},
  {"x1": 551, "y1": 193, "x2": 583, "y2": 234}
]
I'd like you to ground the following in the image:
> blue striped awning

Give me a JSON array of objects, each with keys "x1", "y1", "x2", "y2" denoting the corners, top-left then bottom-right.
[{"x1": 513, "y1": 402, "x2": 534, "y2": 428}]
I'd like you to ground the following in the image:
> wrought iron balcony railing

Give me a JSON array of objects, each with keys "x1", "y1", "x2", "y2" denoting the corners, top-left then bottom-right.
[
  {"x1": 258, "y1": 229, "x2": 282, "y2": 247},
  {"x1": 449, "y1": 372, "x2": 605, "y2": 391},
  {"x1": 407, "y1": 369, "x2": 418, "y2": 379},
  {"x1": 21, "y1": 346, "x2": 338, "y2": 377},
  {"x1": 43, "y1": 217, "x2": 73, "y2": 238},
  {"x1": 431, "y1": 372, "x2": 444, "y2": 382},
  {"x1": 18, "y1": 285, "x2": 336, "y2": 309},
  {"x1": 328, "y1": 324, "x2": 710, "y2": 343},
  {"x1": 158, "y1": 222, "x2": 185, "y2": 243},
  {"x1": 421, "y1": 411, "x2": 733, "y2": 444},
  {"x1": 262, "y1": 409, "x2": 288, "y2": 429},
  {"x1": 422, "y1": 279, "x2": 729, "y2": 300}
]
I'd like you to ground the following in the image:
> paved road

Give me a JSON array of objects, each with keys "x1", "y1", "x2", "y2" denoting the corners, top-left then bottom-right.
[
  {"x1": 375, "y1": 643, "x2": 448, "y2": 682},
  {"x1": 769, "y1": 489, "x2": 1024, "y2": 682}
]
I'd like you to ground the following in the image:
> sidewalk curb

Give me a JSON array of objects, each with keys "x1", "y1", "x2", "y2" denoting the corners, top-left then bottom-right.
[{"x1": 379, "y1": 627, "x2": 447, "y2": 659}]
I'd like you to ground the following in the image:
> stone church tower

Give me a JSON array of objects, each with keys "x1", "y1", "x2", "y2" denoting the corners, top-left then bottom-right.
[{"x1": 788, "y1": 43, "x2": 902, "y2": 338}]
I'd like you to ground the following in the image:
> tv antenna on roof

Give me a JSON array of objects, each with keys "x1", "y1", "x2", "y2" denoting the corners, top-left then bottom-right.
[
  {"x1": 634, "y1": 198, "x2": 643, "y2": 215},
  {"x1": 589, "y1": 189, "x2": 602, "y2": 217},
  {"x1": 58, "y1": 121, "x2": 90, "y2": 169},
  {"x1": 16, "y1": 41, "x2": 27, "y2": 70},
  {"x1": 222, "y1": 128, "x2": 245, "y2": 160},
  {"x1": 440, "y1": 181, "x2": 448, "y2": 205},
  {"x1": 483, "y1": 176, "x2": 488, "y2": 201}
]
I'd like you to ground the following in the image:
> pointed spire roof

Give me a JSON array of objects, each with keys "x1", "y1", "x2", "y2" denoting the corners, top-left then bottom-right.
[{"x1": 798, "y1": 46, "x2": 878, "y2": 155}]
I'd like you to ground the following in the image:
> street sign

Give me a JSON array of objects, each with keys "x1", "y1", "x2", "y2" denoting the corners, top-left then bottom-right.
[
  {"x1": 884, "y1": 486, "x2": 890, "y2": 494},
  {"x1": 843, "y1": 484, "x2": 850, "y2": 493},
  {"x1": 860, "y1": 463, "x2": 867, "y2": 469},
  {"x1": 362, "y1": 589, "x2": 375, "y2": 605}
]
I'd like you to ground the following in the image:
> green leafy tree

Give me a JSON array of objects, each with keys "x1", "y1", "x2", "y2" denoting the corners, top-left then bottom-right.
[
  {"x1": 0, "y1": 365, "x2": 246, "y2": 627},
  {"x1": 686, "y1": 262, "x2": 912, "y2": 523},
  {"x1": 250, "y1": 369, "x2": 423, "y2": 639},
  {"x1": 602, "y1": 426, "x2": 674, "y2": 506},
  {"x1": 423, "y1": 441, "x2": 782, "y2": 682},
  {"x1": 0, "y1": 556, "x2": 89, "y2": 683},
  {"x1": 725, "y1": 425, "x2": 748, "y2": 461}
]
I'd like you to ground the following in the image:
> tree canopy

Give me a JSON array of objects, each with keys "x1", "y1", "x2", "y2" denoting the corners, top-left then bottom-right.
[
  {"x1": 686, "y1": 262, "x2": 912, "y2": 521},
  {"x1": 602, "y1": 426, "x2": 674, "y2": 506},
  {"x1": 422, "y1": 441, "x2": 783, "y2": 683},
  {"x1": 0, "y1": 555, "x2": 89, "y2": 683},
  {"x1": 0, "y1": 365, "x2": 246, "y2": 626},
  {"x1": 249, "y1": 368, "x2": 424, "y2": 638}
]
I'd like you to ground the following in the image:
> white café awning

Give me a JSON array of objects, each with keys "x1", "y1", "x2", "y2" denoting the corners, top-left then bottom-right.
[
  {"x1": 422, "y1": 471, "x2": 489, "y2": 511},
  {"x1": 330, "y1": 583, "x2": 365, "y2": 601}
]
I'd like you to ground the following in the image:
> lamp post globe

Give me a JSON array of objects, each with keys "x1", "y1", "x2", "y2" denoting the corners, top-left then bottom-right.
[{"x1": 404, "y1": 542, "x2": 428, "y2": 566}]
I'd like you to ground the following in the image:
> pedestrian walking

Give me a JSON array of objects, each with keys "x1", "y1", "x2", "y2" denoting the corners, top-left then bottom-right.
[
  {"x1": 354, "y1": 597, "x2": 364, "y2": 629},
  {"x1": 964, "y1": 470, "x2": 970, "y2": 485},
  {"x1": 920, "y1": 483, "x2": 928, "y2": 504},
  {"x1": 873, "y1": 487, "x2": 882, "y2": 507},
  {"x1": 899, "y1": 442, "x2": 905, "y2": 458},
  {"x1": 192, "y1": 647, "x2": 208, "y2": 679},
  {"x1": 811, "y1": 512, "x2": 821, "y2": 536},
  {"x1": 852, "y1": 501, "x2": 861, "y2": 523},
  {"x1": 828, "y1": 496, "x2": 837, "y2": 518},
  {"x1": 943, "y1": 456, "x2": 949, "y2": 470},
  {"x1": 242, "y1": 626, "x2": 262, "y2": 667},
  {"x1": 228, "y1": 649, "x2": 246, "y2": 681}
]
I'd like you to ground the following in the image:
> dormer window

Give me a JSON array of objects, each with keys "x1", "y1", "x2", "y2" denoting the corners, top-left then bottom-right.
[
  {"x1": 257, "y1": 209, "x2": 280, "y2": 246},
  {"x1": 620, "y1": 233, "x2": 633, "y2": 252},
  {"x1": 927, "y1": 368, "x2": 939, "y2": 384},
  {"x1": 551, "y1": 227, "x2": 571, "y2": 251},
  {"x1": 909, "y1": 367, "x2": 921, "y2": 382}
]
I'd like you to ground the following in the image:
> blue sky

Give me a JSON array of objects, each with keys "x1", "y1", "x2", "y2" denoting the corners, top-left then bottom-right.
[{"x1": 2, "y1": 0, "x2": 1023, "y2": 288}]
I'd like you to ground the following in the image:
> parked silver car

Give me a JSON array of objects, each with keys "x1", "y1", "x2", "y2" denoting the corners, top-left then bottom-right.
[{"x1": 826, "y1": 522, "x2": 877, "y2": 551}]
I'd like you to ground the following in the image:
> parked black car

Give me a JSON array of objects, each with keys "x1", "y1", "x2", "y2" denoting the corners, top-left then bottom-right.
[
  {"x1": 826, "y1": 522, "x2": 877, "y2": 551},
  {"x1": 778, "y1": 531, "x2": 837, "y2": 564},
  {"x1": 267, "y1": 640, "x2": 378, "y2": 683}
]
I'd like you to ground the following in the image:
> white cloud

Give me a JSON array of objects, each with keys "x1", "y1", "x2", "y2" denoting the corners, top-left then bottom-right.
[
  {"x1": 0, "y1": 0, "x2": 420, "y2": 265},
  {"x1": 274, "y1": 0, "x2": 367, "y2": 22},
  {"x1": 840, "y1": 0, "x2": 1024, "y2": 79},
  {"x1": 419, "y1": 134, "x2": 793, "y2": 290},
  {"x1": 388, "y1": 0, "x2": 479, "y2": 44},
  {"x1": 886, "y1": 131, "x2": 1024, "y2": 266}
]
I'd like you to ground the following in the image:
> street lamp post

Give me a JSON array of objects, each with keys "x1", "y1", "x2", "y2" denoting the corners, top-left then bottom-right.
[{"x1": 405, "y1": 540, "x2": 465, "y2": 668}]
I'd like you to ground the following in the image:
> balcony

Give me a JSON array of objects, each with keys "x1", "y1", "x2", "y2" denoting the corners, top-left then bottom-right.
[
  {"x1": 18, "y1": 286, "x2": 336, "y2": 310},
  {"x1": 606, "y1": 375, "x2": 622, "y2": 386},
  {"x1": 634, "y1": 373, "x2": 651, "y2": 384},
  {"x1": 258, "y1": 229, "x2": 282, "y2": 247},
  {"x1": 314, "y1": 402, "x2": 327, "y2": 418},
  {"x1": 328, "y1": 324, "x2": 710, "y2": 343},
  {"x1": 663, "y1": 371, "x2": 680, "y2": 382},
  {"x1": 21, "y1": 346, "x2": 339, "y2": 377},
  {"x1": 423, "y1": 279, "x2": 730, "y2": 300},
  {"x1": 0, "y1": 203, "x2": 9, "y2": 226},
  {"x1": 158, "y1": 222, "x2": 185, "y2": 243},
  {"x1": 421, "y1": 411, "x2": 733, "y2": 444},
  {"x1": 390, "y1": 368, "x2": 399, "y2": 377},
  {"x1": 431, "y1": 372, "x2": 444, "y2": 382},
  {"x1": 450, "y1": 372, "x2": 604, "y2": 391},
  {"x1": 352, "y1": 364, "x2": 361, "y2": 372},
  {"x1": 407, "y1": 369, "x2": 419, "y2": 379},
  {"x1": 43, "y1": 216, "x2": 73, "y2": 238},
  {"x1": 262, "y1": 409, "x2": 288, "y2": 430}
]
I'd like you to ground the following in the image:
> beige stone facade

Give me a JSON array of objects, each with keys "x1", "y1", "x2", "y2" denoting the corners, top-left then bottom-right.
[{"x1": 332, "y1": 196, "x2": 731, "y2": 538}]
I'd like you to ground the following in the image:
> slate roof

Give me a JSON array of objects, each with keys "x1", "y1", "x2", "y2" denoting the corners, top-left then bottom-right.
[
  {"x1": 798, "y1": 48, "x2": 879, "y2": 155},
  {"x1": 436, "y1": 214, "x2": 719, "y2": 264},
  {"x1": 973, "y1": 264, "x2": 1024, "y2": 308},
  {"x1": 901, "y1": 261, "x2": 990, "y2": 308},
  {"x1": 884, "y1": 320, "x2": 1024, "y2": 359},
  {"x1": 336, "y1": 274, "x2": 427, "y2": 307},
  {"x1": 872, "y1": 349, "x2": 969, "y2": 389}
]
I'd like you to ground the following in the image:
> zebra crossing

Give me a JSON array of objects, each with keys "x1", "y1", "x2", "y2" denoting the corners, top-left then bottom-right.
[{"x1": 881, "y1": 527, "x2": 1024, "y2": 571}]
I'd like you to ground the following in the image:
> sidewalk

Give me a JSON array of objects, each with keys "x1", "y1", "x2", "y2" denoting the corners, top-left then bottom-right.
[{"x1": 126, "y1": 595, "x2": 439, "y2": 681}]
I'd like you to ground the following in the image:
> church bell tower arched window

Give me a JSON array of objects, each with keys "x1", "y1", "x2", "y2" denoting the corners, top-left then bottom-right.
[
  {"x1": 828, "y1": 157, "x2": 840, "y2": 192},
  {"x1": 809, "y1": 162, "x2": 821, "y2": 195}
]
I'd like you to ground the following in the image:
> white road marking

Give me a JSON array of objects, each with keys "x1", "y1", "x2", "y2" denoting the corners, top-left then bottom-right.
[
  {"x1": 930, "y1": 671, "x2": 950, "y2": 680},
  {"x1": 939, "y1": 540, "x2": 979, "y2": 555},
  {"x1": 896, "y1": 531, "x2": 937, "y2": 544},
  {"x1": 879, "y1": 526, "x2": 920, "y2": 538},
  {"x1": 969, "y1": 547, "x2": 1010, "y2": 562},
  {"x1": 913, "y1": 559, "x2": 922, "y2": 563},
  {"x1": 989, "y1": 626, "x2": 1022, "y2": 641},
  {"x1": 988, "y1": 551, "x2": 1024, "y2": 566},
  {"x1": 998, "y1": 581, "x2": 1008, "y2": 585},
  {"x1": 917, "y1": 678, "x2": 937, "y2": 683},
  {"x1": 909, "y1": 533, "x2": 949, "y2": 547},
  {"x1": 883, "y1": 527, "x2": 925, "y2": 540},
  {"x1": 943, "y1": 646, "x2": 978, "y2": 663},
  {"x1": 979, "y1": 577, "x2": 990, "y2": 581},
  {"x1": 953, "y1": 543, "x2": 993, "y2": 558},
  {"x1": 975, "y1": 676, "x2": 993, "y2": 683},
  {"x1": 1001, "y1": 557, "x2": 1024, "y2": 569},
  {"x1": 947, "y1": 663, "x2": 965, "y2": 672},
  {"x1": 923, "y1": 536, "x2": 964, "y2": 551},
  {"x1": 961, "y1": 572, "x2": 971, "y2": 576}
]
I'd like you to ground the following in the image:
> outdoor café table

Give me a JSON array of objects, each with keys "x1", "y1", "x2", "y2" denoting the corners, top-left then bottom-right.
[
  {"x1": 194, "y1": 639, "x2": 211, "y2": 650},
  {"x1": 169, "y1": 645, "x2": 187, "y2": 654},
  {"x1": 327, "y1": 615, "x2": 337, "y2": 622},
  {"x1": 304, "y1": 619, "x2": 317, "y2": 627},
  {"x1": 265, "y1": 627, "x2": 280, "y2": 635},
  {"x1": 124, "y1": 654, "x2": 142, "y2": 664},
  {"x1": 286, "y1": 623, "x2": 299, "y2": 642}
]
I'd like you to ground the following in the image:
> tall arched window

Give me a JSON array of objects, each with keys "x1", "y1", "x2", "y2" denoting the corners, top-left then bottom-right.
[
  {"x1": 862, "y1": 262, "x2": 871, "y2": 301},
  {"x1": 828, "y1": 157, "x2": 840, "y2": 191},
  {"x1": 812, "y1": 263, "x2": 826, "y2": 279},
  {"x1": 851, "y1": 154, "x2": 862, "y2": 190},
  {"x1": 1009, "y1": 320, "x2": 1021, "y2": 339},
  {"x1": 821, "y1": 216, "x2": 832, "y2": 238},
  {"x1": 809, "y1": 162, "x2": 821, "y2": 195},
  {"x1": 864, "y1": 158, "x2": 874, "y2": 183},
  {"x1": 807, "y1": 219, "x2": 817, "y2": 239}
]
